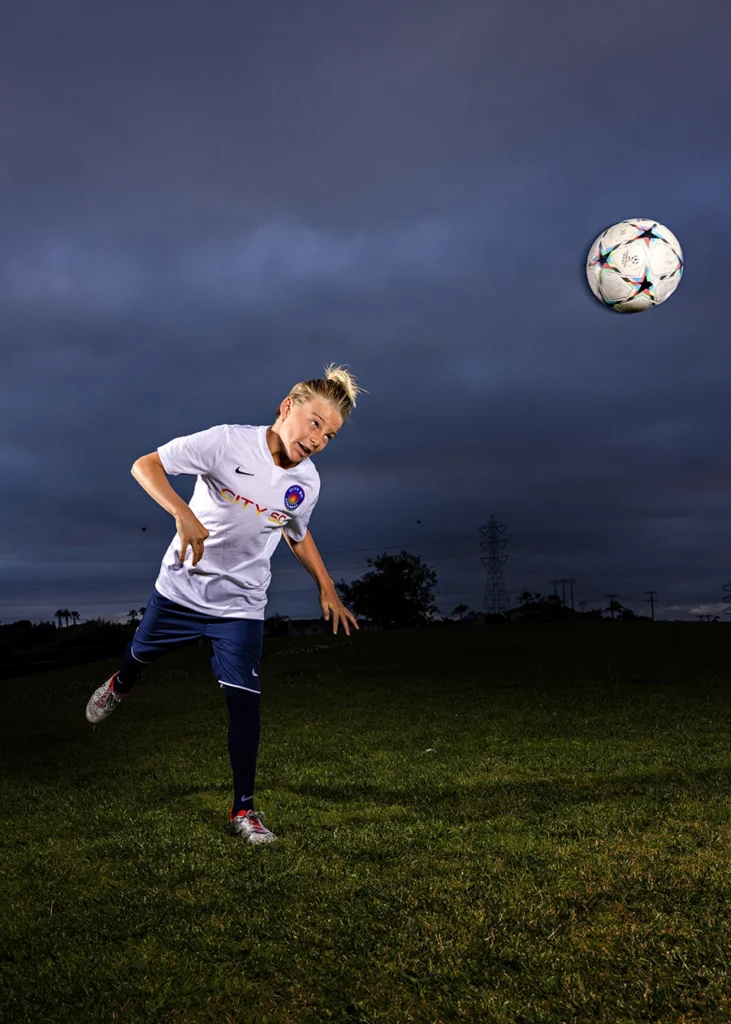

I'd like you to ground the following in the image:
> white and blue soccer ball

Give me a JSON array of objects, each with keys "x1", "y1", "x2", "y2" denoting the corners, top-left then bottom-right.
[{"x1": 586, "y1": 219, "x2": 684, "y2": 314}]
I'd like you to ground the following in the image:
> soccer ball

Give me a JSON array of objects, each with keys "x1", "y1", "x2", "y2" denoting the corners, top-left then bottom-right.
[{"x1": 585, "y1": 219, "x2": 684, "y2": 314}]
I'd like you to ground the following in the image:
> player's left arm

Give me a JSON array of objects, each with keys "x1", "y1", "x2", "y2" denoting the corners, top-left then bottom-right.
[{"x1": 282, "y1": 530, "x2": 359, "y2": 636}]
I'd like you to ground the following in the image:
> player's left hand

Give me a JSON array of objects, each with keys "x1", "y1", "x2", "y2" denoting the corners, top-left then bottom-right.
[{"x1": 320, "y1": 585, "x2": 359, "y2": 636}]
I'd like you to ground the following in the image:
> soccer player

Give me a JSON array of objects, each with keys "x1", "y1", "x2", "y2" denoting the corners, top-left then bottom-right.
[{"x1": 85, "y1": 365, "x2": 362, "y2": 845}]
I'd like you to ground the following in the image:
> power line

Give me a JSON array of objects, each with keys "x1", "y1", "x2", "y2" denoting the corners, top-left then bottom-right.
[{"x1": 0, "y1": 533, "x2": 483, "y2": 565}]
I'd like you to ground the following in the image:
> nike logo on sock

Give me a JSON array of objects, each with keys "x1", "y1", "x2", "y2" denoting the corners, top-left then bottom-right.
[{"x1": 235, "y1": 468, "x2": 254, "y2": 475}]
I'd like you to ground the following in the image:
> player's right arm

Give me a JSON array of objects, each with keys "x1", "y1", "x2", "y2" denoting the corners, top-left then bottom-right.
[{"x1": 131, "y1": 452, "x2": 209, "y2": 566}]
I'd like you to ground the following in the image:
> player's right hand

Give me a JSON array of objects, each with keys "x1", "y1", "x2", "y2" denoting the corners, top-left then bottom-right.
[{"x1": 175, "y1": 510, "x2": 210, "y2": 567}]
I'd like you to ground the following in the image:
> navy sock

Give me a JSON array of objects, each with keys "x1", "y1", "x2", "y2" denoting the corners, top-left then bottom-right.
[
  {"x1": 112, "y1": 641, "x2": 148, "y2": 694},
  {"x1": 224, "y1": 685, "x2": 260, "y2": 815}
]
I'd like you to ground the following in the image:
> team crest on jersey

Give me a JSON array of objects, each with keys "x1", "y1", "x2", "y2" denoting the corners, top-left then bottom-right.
[{"x1": 284, "y1": 485, "x2": 305, "y2": 510}]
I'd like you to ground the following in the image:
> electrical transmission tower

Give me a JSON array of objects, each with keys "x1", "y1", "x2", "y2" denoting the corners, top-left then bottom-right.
[{"x1": 480, "y1": 515, "x2": 509, "y2": 615}]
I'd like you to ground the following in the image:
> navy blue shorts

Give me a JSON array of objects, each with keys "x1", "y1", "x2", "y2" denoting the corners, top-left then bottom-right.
[{"x1": 131, "y1": 588, "x2": 264, "y2": 694}]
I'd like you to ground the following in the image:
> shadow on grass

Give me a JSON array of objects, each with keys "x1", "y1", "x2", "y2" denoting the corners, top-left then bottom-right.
[
  {"x1": 4, "y1": 723, "x2": 728, "y2": 818},
  {"x1": 281, "y1": 770, "x2": 730, "y2": 817}
]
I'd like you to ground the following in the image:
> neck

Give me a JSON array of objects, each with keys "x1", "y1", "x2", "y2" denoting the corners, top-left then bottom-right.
[{"x1": 266, "y1": 426, "x2": 295, "y2": 469}]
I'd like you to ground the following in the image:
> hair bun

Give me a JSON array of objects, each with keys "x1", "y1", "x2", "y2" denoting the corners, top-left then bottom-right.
[
  {"x1": 323, "y1": 364, "x2": 364, "y2": 408},
  {"x1": 279, "y1": 365, "x2": 366, "y2": 424}
]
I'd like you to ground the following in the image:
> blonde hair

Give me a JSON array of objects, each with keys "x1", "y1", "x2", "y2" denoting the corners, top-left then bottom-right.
[{"x1": 277, "y1": 364, "x2": 364, "y2": 423}]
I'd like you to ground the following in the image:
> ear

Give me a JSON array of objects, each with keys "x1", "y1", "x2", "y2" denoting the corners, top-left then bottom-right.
[{"x1": 280, "y1": 397, "x2": 292, "y2": 420}]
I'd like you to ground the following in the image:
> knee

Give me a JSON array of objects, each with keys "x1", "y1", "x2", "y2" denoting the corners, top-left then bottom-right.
[{"x1": 223, "y1": 684, "x2": 260, "y2": 717}]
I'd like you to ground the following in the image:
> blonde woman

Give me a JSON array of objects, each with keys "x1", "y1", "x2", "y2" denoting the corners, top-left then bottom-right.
[{"x1": 86, "y1": 366, "x2": 362, "y2": 844}]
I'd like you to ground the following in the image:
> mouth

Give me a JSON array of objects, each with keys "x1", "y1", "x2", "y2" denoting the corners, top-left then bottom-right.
[{"x1": 296, "y1": 442, "x2": 311, "y2": 458}]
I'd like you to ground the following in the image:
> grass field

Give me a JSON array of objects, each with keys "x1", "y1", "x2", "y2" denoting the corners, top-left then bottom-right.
[{"x1": 1, "y1": 622, "x2": 730, "y2": 1023}]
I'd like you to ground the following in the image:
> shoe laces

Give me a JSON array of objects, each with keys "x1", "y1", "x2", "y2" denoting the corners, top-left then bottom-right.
[
  {"x1": 95, "y1": 685, "x2": 120, "y2": 710},
  {"x1": 246, "y1": 810, "x2": 267, "y2": 830}
]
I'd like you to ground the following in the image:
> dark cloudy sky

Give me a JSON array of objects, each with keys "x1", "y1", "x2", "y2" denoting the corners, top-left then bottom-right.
[{"x1": 2, "y1": 0, "x2": 730, "y2": 625}]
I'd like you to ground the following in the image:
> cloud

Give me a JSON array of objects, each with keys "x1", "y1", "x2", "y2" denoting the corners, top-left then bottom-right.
[
  {"x1": 0, "y1": 0, "x2": 730, "y2": 625},
  {"x1": 1, "y1": 239, "x2": 143, "y2": 310},
  {"x1": 180, "y1": 216, "x2": 472, "y2": 305}
]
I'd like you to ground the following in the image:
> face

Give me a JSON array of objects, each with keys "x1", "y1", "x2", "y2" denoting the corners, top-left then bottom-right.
[{"x1": 278, "y1": 397, "x2": 343, "y2": 464}]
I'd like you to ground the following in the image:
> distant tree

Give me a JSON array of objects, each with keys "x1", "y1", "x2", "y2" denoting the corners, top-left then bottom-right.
[
  {"x1": 265, "y1": 613, "x2": 290, "y2": 637},
  {"x1": 605, "y1": 599, "x2": 626, "y2": 620},
  {"x1": 127, "y1": 609, "x2": 140, "y2": 627},
  {"x1": 62, "y1": 609, "x2": 72, "y2": 628},
  {"x1": 70, "y1": 611, "x2": 81, "y2": 626},
  {"x1": 54, "y1": 609, "x2": 64, "y2": 628},
  {"x1": 336, "y1": 551, "x2": 438, "y2": 630},
  {"x1": 514, "y1": 591, "x2": 566, "y2": 621},
  {"x1": 452, "y1": 603, "x2": 469, "y2": 620}
]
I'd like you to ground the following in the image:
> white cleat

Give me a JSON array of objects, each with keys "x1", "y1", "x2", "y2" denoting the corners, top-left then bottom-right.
[
  {"x1": 85, "y1": 673, "x2": 125, "y2": 724},
  {"x1": 229, "y1": 809, "x2": 277, "y2": 845}
]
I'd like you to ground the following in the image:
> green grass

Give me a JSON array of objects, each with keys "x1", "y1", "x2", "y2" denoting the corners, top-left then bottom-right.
[{"x1": 1, "y1": 623, "x2": 730, "y2": 1023}]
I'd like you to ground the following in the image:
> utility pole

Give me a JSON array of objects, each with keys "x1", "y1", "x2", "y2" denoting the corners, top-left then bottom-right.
[
  {"x1": 606, "y1": 593, "x2": 618, "y2": 619},
  {"x1": 551, "y1": 578, "x2": 575, "y2": 609},
  {"x1": 645, "y1": 590, "x2": 657, "y2": 621},
  {"x1": 479, "y1": 516, "x2": 510, "y2": 615},
  {"x1": 578, "y1": 600, "x2": 588, "y2": 613}
]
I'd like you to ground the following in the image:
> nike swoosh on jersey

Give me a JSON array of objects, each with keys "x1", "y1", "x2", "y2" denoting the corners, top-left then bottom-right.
[{"x1": 235, "y1": 467, "x2": 255, "y2": 475}]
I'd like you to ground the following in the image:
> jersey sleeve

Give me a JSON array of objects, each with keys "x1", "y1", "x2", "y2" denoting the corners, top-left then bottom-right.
[
  {"x1": 283, "y1": 479, "x2": 321, "y2": 542},
  {"x1": 157, "y1": 424, "x2": 231, "y2": 477}
]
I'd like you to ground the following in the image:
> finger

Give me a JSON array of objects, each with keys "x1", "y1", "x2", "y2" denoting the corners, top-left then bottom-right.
[{"x1": 179, "y1": 539, "x2": 188, "y2": 563}]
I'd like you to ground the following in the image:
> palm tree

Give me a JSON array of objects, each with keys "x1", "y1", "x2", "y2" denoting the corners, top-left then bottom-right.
[
  {"x1": 127, "y1": 609, "x2": 140, "y2": 627},
  {"x1": 605, "y1": 598, "x2": 624, "y2": 620},
  {"x1": 54, "y1": 609, "x2": 64, "y2": 628},
  {"x1": 70, "y1": 611, "x2": 81, "y2": 626},
  {"x1": 62, "y1": 609, "x2": 72, "y2": 628},
  {"x1": 452, "y1": 603, "x2": 469, "y2": 620}
]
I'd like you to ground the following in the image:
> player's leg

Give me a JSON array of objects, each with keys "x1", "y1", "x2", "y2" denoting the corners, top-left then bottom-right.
[
  {"x1": 85, "y1": 589, "x2": 204, "y2": 723},
  {"x1": 206, "y1": 619, "x2": 275, "y2": 844}
]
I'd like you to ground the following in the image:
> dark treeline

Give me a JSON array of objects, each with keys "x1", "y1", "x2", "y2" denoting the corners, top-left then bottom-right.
[{"x1": 3, "y1": 553, "x2": 726, "y2": 679}]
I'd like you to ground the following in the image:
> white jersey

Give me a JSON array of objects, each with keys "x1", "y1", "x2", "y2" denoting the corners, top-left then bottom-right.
[{"x1": 154, "y1": 424, "x2": 320, "y2": 619}]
